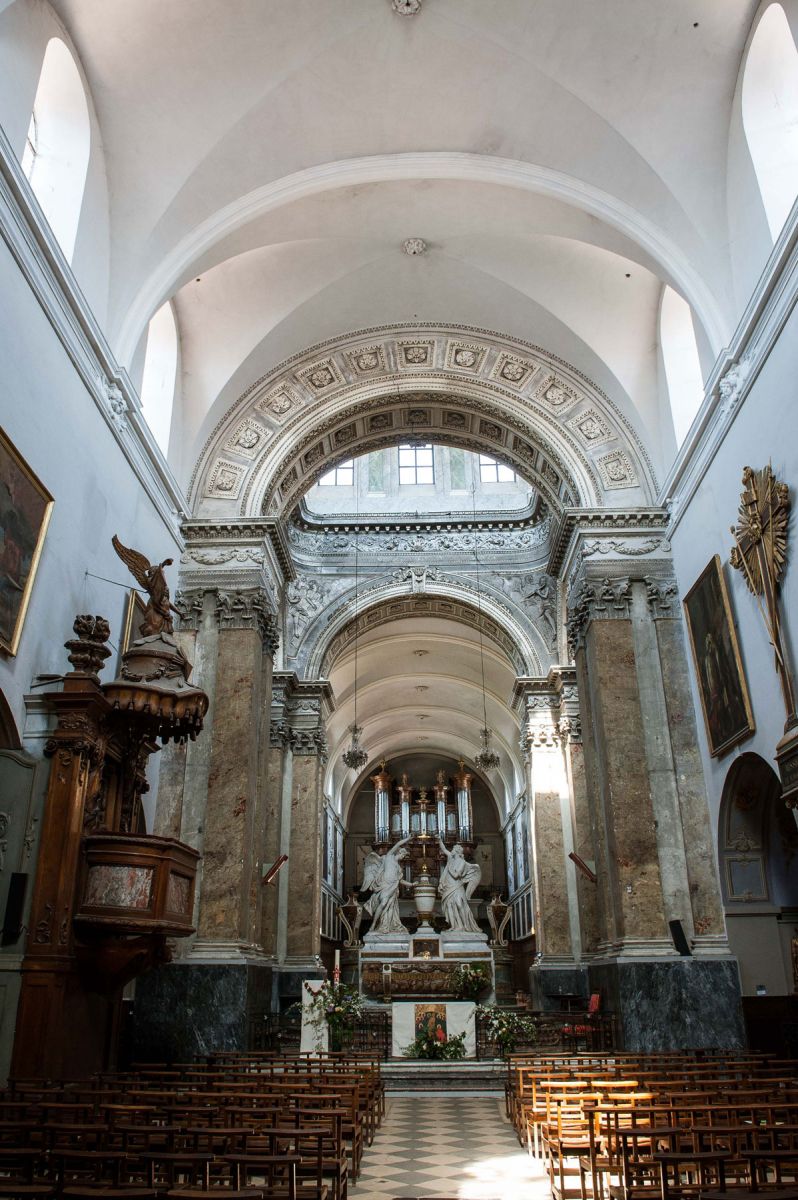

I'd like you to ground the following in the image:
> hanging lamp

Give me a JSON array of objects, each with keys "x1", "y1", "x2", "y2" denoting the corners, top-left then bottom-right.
[
  {"x1": 342, "y1": 461, "x2": 368, "y2": 771},
  {"x1": 471, "y1": 481, "x2": 501, "y2": 771}
]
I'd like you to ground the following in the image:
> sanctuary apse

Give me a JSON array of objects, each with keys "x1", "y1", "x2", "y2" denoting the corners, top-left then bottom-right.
[{"x1": 1, "y1": 0, "x2": 798, "y2": 1082}]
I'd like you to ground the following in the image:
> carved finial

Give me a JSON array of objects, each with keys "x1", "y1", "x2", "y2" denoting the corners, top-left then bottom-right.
[
  {"x1": 392, "y1": 0, "x2": 421, "y2": 13},
  {"x1": 65, "y1": 615, "x2": 112, "y2": 677}
]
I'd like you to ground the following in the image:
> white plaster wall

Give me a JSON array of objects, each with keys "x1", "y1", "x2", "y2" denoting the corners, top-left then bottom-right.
[
  {"x1": 0, "y1": 234, "x2": 180, "y2": 824},
  {"x1": 668, "y1": 301, "x2": 798, "y2": 857},
  {"x1": 0, "y1": 0, "x2": 110, "y2": 320}
]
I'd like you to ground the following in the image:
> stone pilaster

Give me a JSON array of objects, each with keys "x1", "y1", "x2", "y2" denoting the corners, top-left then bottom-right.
[
  {"x1": 195, "y1": 588, "x2": 278, "y2": 953},
  {"x1": 564, "y1": 525, "x2": 742, "y2": 1049},
  {"x1": 515, "y1": 670, "x2": 592, "y2": 1007}
]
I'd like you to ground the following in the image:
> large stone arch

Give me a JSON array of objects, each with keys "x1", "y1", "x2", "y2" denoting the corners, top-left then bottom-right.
[
  {"x1": 303, "y1": 573, "x2": 546, "y2": 680},
  {"x1": 188, "y1": 324, "x2": 659, "y2": 518}
]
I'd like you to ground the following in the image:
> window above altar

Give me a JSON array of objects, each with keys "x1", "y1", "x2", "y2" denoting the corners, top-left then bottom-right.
[{"x1": 304, "y1": 445, "x2": 535, "y2": 519}]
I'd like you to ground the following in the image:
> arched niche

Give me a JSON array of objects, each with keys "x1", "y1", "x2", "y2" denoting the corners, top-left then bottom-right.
[
  {"x1": 341, "y1": 750, "x2": 507, "y2": 918},
  {"x1": 719, "y1": 752, "x2": 798, "y2": 997}
]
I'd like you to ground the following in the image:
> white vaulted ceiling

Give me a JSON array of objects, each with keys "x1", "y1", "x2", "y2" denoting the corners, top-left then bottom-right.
[{"x1": 23, "y1": 0, "x2": 760, "y2": 488}]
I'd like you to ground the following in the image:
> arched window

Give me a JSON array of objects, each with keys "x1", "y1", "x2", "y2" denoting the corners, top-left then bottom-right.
[
  {"x1": 140, "y1": 302, "x2": 178, "y2": 455},
  {"x1": 659, "y1": 285, "x2": 705, "y2": 447},
  {"x1": 22, "y1": 38, "x2": 90, "y2": 262},
  {"x1": 742, "y1": 3, "x2": 798, "y2": 239}
]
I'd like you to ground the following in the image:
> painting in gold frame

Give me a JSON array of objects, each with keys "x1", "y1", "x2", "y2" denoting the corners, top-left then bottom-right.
[
  {"x1": 683, "y1": 554, "x2": 755, "y2": 758},
  {"x1": 0, "y1": 427, "x2": 53, "y2": 656},
  {"x1": 119, "y1": 589, "x2": 147, "y2": 659}
]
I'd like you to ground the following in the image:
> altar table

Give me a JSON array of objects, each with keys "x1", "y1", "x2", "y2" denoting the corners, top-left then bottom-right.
[{"x1": 391, "y1": 1000, "x2": 477, "y2": 1058}]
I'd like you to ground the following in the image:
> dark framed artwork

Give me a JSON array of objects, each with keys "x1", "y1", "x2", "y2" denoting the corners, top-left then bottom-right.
[
  {"x1": 0, "y1": 428, "x2": 53, "y2": 656},
  {"x1": 119, "y1": 588, "x2": 147, "y2": 658},
  {"x1": 683, "y1": 554, "x2": 755, "y2": 758}
]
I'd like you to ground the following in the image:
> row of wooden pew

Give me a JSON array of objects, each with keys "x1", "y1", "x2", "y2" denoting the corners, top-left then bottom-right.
[
  {"x1": 506, "y1": 1050, "x2": 798, "y2": 1200},
  {"x1": 0, "y1": 1051, "x2": 384, "y2": 1200}
]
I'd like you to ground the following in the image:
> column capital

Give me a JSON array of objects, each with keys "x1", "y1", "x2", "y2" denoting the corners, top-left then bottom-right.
[
  {"x1": 175, "y1": 585, "x2": 280, "y2": 654},
  {"x1": 269, "y1": 673, "x2": 334, "y2": 759},
  {"x1": 513, "y1": 669, "x2": 582, "y2": 753}
]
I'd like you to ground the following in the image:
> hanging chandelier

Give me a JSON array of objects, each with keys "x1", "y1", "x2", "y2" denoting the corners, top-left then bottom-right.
[
  {"x1": 342, "y1": 466, "x2": 368, "y2": 771},
  {"x1": 471, "y1": 483, "x2": 501, "y2": 771}
]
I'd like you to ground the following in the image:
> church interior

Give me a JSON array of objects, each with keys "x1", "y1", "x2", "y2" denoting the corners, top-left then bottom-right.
[{"x1": 1, "y1": 1, "x2": 798, "y2": 1196}]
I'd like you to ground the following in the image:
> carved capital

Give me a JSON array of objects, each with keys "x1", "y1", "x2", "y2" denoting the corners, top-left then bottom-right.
[
  {"x1": 566, "y1": 576, "x2": 632, "y2": 657},
  {"x1": 174, "y1": 587, "x2": 208, "y2": 631},
  {"x1": 269, "y1": 720, "x2": 294, "y2": 750},
  {"x1": 644, "y1": 574, "x2": 679, "y2": 619},
  {"x1": 292, "y1": 729, "x2": 328, "y2": 760},
  {"x1": 215, "y1": 586, "x2": 278, "y2": 646}
]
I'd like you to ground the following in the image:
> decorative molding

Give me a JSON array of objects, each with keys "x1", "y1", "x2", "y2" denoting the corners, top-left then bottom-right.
[
  {"x1": 402, "y1": 236, "x2": 427, "y2": 253},
  {"x1": 288, "y1": 513, "x2": 552, "y2": 563},
  {"x1": 0, "y1": 123, "x2": 187, "y2": 541},
  {"x1": 187, "y1": 321, "x2": 659, "y2": 513},
  {"x1": 547, "y1": 507, "x2": 670, "y2": 579},
  {"x1": 181, "y1": 518, "x2": 295, "y2": 581}
]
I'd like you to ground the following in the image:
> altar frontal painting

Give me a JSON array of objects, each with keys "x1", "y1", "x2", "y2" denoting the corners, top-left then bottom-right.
[
  {"x1": 415, "y1": 1002, "x2": 447, "y2": 1043},
  {"x1": 0, "y1": 428, "x2": 53, "y2": 656},
  {"x1": 683, "y1": 554, "x2": 754, "y2": 758}
]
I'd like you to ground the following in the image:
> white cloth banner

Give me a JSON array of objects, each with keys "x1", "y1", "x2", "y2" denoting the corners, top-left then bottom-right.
[
  {"x1": 299, "y1": 978, "x2": 328, "y2": 1054},
  {"x1": 391, "y1": 1001, "x2": 477, "y2": 1058}
]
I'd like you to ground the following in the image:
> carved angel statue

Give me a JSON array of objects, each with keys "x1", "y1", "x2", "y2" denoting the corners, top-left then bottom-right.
[
  {"x1": 112, "y1": 535, "x2": 180, "y2": 636},
  {"x1": 360, "y1": 837, "x2": 411, "y2": 934},
  {"x1": 438, "y1": 838, "x2": 483, "y2": 933}
]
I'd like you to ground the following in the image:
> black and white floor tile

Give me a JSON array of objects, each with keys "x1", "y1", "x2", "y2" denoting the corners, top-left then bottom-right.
[{"x1": 351, "y1": 1095, "x2": 549, "y2": 1199}]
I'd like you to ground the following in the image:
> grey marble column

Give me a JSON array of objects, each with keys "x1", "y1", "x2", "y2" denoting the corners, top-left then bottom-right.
[{"x1": 564, "y1": 530, "x2": 742, "y2": 1048}]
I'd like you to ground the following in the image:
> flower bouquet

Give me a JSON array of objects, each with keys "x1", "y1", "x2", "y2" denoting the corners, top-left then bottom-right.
[
  {"x1": 403, "y1": 1028, "x2": 467, "y2": 1060},
  {"x1": 303, "y1": 979, "x2": 364, "y2": 1052},
  {"x1": 476, "y1": 1005, "x2": 538, "y2": 1056},
  {"x1": 451, "y1": 961, "x2": 491, "y2": 1000}
]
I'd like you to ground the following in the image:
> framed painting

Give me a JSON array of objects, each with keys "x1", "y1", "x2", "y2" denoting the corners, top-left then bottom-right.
[
  {"x1": 120, "y1": 588, "x2": 147, "y2": 657},
  {"x1": 0, "y1": 428, "x2": 53, "y2": 656},
  {"x1": 683, "y1": 554, "x2": 755, "y2": 758}
]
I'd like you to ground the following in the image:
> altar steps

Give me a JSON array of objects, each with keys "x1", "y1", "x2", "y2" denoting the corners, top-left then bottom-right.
[{"x1": 382, "y1": 1059, "x2": 506, "y2": 1092}]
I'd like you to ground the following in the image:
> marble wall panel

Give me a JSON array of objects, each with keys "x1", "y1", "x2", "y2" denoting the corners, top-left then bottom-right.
[
  {"x1": 132, "y1": 963, "x2": 273, "y2": 1061},
  {"x1": 588, "y1": 958, "x2": 745, "y2": 1050}
]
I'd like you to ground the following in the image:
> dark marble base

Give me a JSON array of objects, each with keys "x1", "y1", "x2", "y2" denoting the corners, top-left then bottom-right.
[
  {"x1": 132, "y1": 963, "x2": 274, "y2": 1062},
  {"x1": 588, "y1": 957, "x2": 746, "y2": 1050},
  {"x1": 529, "y1": 964, "x2": 589, "y2": 1012}
]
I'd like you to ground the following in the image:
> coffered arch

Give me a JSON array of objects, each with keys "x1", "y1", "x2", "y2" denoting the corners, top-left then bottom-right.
[{"x1": 188, "y1": 324, "x2": 659, "y2": 519}]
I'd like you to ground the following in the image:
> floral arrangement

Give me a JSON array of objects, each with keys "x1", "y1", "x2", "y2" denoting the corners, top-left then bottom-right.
[
  {"x1": 403, "y1": 1028, "x2": 467, "y2": 1060},
  {"x1": 451, "y1": 961, "x2": 491, "y2": 1000},
  {"x1": 302, "y1": 980, "x2": 364, "y2": 1051},
  {"x1": 477, "y1": 1006, "x2": 538, "y2": 1056}
]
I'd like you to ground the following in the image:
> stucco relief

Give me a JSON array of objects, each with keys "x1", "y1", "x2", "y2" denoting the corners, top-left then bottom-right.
[{"x1": 188, "y1": 324, "x2": 658, "y2": 515}]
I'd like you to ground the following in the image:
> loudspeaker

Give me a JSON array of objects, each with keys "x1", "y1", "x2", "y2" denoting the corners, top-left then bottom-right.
[
  {"x1": 2, "y1": 873, "x2": 27, "y2": 946},
  {"x1": 668, "y1": 918, "x2": 692, "y2": 957}
]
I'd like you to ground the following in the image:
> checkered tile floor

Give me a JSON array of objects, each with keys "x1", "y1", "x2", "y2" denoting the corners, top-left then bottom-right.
[{"x1": 351, "y1": 1094, "x2": 550, "y2": 1199}]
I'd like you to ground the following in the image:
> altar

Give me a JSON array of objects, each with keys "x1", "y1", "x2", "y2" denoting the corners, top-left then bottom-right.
[{"x1": 391, "y1": 1001, "x2": 477, "y2": 1058}]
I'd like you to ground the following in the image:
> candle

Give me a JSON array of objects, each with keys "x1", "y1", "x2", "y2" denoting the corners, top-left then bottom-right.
[{"x1": 333, "y1": 948, "x2": 341, "y2": 983}]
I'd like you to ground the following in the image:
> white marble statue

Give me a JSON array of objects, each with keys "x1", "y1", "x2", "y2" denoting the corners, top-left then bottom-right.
[
  {"x1": 360, "y1": 837, "x2": 411, "y2": 935},
  {"x1": 437, "y1": 839, "x2": 483, "y2": 934}
]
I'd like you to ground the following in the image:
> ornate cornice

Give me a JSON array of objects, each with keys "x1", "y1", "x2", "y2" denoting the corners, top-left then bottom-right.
[
  {"x1": 547, "y1": 507, "x2": 670, "y2": 578},
  {"x1": 181, "y1": 518, "x2": 295, "y2": 581}
]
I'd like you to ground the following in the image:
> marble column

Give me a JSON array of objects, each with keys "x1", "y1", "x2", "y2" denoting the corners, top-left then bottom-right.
[
  {"x1": 565, "y1": 538, "x2": 743, "y2": 1049},
  {"x1": 262, "y1": 675, "x2": 332, "y2": 1008},
  {"x1": 515, "y1": 671, "x2": 593, "y2": 1008},
  {"x1": 133, "y1": 583, "x2": 280, "y2": 1061}
]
